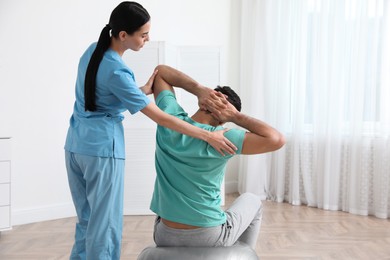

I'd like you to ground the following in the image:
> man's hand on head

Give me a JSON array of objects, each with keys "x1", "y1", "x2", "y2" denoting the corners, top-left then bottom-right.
[
  {"x1": 210, "y1": 100, "x2": 239, "y2": 123},
  {"x1": 197, "y1": 88, "x2": 229, "y2": 111}
]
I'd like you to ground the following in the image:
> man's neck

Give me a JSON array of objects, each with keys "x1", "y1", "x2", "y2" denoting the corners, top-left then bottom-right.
[{"x1": 191, "y1": 110, "x2": 219, "y2": 127}]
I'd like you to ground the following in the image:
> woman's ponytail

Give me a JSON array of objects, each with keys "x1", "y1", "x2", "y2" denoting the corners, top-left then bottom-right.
[{"x1": 84, "y1": 24, "x2": 111, "y2": 111}]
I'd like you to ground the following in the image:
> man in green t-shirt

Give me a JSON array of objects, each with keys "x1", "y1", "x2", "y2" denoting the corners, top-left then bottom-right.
[{"x1": 148, "y1": 65, "x2": 285, "y2": 249}]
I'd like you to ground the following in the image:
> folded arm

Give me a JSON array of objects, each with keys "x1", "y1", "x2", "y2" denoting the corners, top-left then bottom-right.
[
  {"x1": 211, "y1": 101, "x2": 285, "y2": 155},
  {"x1": 235, "y1": 114, "x2": 285, "y2": 154}
]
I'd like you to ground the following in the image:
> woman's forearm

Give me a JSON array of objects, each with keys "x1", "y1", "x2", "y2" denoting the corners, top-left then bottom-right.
[
  {"x1": 160, "y1": 113, "x2": 211, "y2": 141},
  {"x1": 141, "y1": 102, "x2": 210, "y2": 141},
  {"x1": 141, "y1": 102, "x2": 235, "y2": 155}
]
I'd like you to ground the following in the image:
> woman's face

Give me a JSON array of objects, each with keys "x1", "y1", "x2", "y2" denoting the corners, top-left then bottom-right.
[{"x1": 125, "y1": 21, "x2": 151, "y2": 51}]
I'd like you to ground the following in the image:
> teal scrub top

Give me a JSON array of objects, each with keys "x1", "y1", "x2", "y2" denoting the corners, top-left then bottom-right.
[
  {"x1": 150, "y1": 90, "x2": 246, "y2": 227},
  {"x1": 64, "y1": 43, "x2": 151, "y2": 159}
]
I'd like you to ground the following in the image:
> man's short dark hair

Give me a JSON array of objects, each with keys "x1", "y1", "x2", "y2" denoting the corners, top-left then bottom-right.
[{"x1": 214, "y1": 86, "x2": 242, "y2": 112}]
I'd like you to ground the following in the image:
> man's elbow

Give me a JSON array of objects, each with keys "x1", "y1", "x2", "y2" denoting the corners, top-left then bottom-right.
[
  {"x1": 270, "y1": 132, "x2": 286, "y2": 151},
  {"x1": 242, "y1": 131, "x2": 286, "y2": 155}
]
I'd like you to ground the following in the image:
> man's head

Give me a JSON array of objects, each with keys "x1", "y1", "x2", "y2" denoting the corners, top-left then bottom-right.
[
  {"x1": 192, "y1": 85, "x2": 242, "y2": 127},
  {"x1": 214, "y1": 86, "x2": 242, "y2": 112}
]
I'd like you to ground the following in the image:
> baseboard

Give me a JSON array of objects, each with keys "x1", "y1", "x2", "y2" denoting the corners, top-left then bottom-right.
[
  {"x1": 11, "y1": 181, "x2": 239, "y2": 226},
  {"x1": 225, "y1": 180, "x2": 238, "y2": 194},
  {"x1": 12, "y1": 203, "x2": 76, "y2": 226},
  {"x1": 123, "y1": 206, "x2": 155, "y2": 216}
]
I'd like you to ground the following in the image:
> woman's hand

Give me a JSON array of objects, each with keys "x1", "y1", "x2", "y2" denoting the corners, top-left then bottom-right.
[
  {"x1": 140, "y1": 69, "x2": 158, "y2": 95},
  {"x1": 206, "y1": 129, "x2": 237, "y2": 156}
]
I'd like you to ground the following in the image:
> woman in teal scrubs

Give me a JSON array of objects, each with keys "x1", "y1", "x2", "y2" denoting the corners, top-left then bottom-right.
[{"x1": 64, "y1": 2, "x2": 236, "y2": 260}]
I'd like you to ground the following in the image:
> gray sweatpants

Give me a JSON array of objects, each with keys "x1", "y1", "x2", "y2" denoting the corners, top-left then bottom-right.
[{"x1": 153, "y1": 192, "x2": 263, "y2": 249}]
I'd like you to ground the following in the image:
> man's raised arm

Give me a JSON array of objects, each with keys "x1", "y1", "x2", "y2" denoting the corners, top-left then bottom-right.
[
  {"x1": 213, "y1": 101, "x2": 285, "y2": 155},
  {"x1": 151, "y1": 65, "x2": 227, "y2": 111}
]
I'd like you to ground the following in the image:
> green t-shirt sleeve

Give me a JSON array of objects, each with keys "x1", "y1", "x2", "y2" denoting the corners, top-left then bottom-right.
[
  {"x1": 222, "y1": 128, "x2": 246, "y2": 156},
  {"x1": 155, "y1": 90, "x2": 187, "y2": 118}
]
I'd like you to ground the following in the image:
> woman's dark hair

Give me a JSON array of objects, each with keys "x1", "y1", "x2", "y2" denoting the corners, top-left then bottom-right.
[
  {"x1": 84, "y1": 1, "x2": 150, "y2": 111},
  {"x1": 214, "y1": 86, "x2": 242, "y2": 112}
]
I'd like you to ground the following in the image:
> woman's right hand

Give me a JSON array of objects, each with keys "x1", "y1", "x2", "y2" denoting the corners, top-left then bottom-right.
[{"x1": 205, "y1": 129, "x2": 237, "y2": 156}]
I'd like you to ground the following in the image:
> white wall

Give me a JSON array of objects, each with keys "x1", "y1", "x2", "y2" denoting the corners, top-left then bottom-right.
[{"x1": 0, "y1": 0, "x2": 241, "y2": 225}]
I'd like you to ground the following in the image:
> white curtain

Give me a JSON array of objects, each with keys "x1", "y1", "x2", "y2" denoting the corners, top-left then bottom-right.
[{"x1": 237, "y1": 0, "x2": 390, "y2": 218}]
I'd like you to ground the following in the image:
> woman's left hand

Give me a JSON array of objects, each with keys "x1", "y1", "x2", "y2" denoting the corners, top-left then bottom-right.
[{"x1": 140, "y1": 69, "x2": 158, "y2": 95}]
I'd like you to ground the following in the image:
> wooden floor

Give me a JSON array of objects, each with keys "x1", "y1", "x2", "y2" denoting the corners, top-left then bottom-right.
[{"x1": 1, "y1": 193, "x2": 390, "y2": 260}]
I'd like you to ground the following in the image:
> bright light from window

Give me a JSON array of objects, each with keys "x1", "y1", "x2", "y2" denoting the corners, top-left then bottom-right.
[
  {"x1": 345, "y1": 0, "x2": 357, "y2": 20},
  {"x1": 346, "y1": 0, "x2": 383, "y2": 19},
  {"x1": 368, "y1": 0, "x2": 383, "y2": 17},
  {"x1": 308, "y1": 0, "x2": 321, "y2": 13}
]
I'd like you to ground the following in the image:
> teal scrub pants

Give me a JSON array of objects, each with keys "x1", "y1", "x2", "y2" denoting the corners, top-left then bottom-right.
[{"x1": 65, "y1": 151, "x2": 125, "y2": 260}]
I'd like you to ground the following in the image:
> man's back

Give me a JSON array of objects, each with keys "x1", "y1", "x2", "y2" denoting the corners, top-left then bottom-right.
[
  {"x1": 149, "y1": 64, "x2": 284, "y2": 248},
  {"x1": 150, "y1": 90, "x2": 246, "y2": 227}
]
